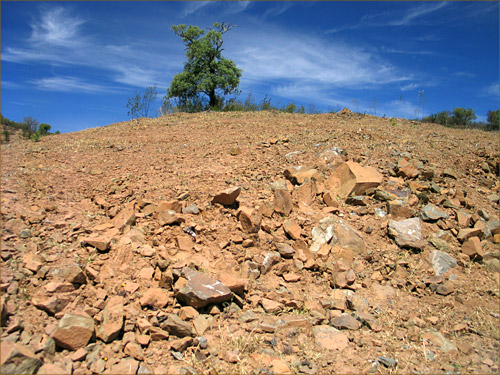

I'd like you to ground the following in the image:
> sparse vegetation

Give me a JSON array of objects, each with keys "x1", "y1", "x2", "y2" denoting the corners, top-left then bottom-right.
[{"x1": 126, "y1": 83, "x2": 158, "y2": 119}]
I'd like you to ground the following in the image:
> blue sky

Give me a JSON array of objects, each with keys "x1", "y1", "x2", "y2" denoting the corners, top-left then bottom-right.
[{"x1": 1, "y1": 1, "x2": 498, "y2": 133}]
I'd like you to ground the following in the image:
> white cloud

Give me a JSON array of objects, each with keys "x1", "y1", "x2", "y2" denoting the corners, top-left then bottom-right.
[
  {"x1": 32, "y1": 76, "x2": 120, "y2": 94},
  {"x1": 181, "y1": 1, "x2": 212, "y2": 17},
  {"x1": 485, "y1": 83, "x2": 499, "y2": 97},
  {"x1": 30, "y1": 6, "x2": 86, "y2": 46}
]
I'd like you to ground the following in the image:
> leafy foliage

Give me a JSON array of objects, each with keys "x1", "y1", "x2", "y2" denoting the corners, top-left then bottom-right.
[
  {"x1": 167, "y1": 22, "x2": 242, "y2": 112},
  {"x1": 487, "y1": 109, "x2": 499, "y2": 130},
  {"x1": 422, "y1": 107, "x2": 476, "y2": 127}
]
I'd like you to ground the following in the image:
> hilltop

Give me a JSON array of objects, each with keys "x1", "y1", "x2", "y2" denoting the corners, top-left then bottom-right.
[{"x1": 1, "y1": 111, "x2": 499, "y2": 374}]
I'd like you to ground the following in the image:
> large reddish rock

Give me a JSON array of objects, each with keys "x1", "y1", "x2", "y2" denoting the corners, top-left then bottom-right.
[
  {"x1": 175, "y1": 268, "x2": 232, "y2": 309},
  {"x1": 325, "y1": 161, "x2": 383, "y2": 198},
  {"x1": 51, "y1": 313, "x2": 95, "y2": 350},
  {"x1": 284, "y1": 166, "x2": 321, "y2": 185},
  {"x1": 112, "y1": 201, "x2": 136, "y2": 231},
  {"x1": 237, "y1": 206, "x2": 262, "y2": 233},
  {"x1": 283, "y1": 220, "x2": 301, "y2": 240},
  {"x1": 97, "y1": 296, "x2": 124, "y2": 343},
  {"x1": 461, "y1": 237, "x2": 483, "y2": 261},
  {"x1": 156, "y1": 210, "x2": 185, "y2": 226},
  {"x1": 273, "y1": 189, "x2": 293, "y2": 215},
  {"x1": 294, "y1": 179, "x2": 317, "y2": 205},
  {"x1": 211, "y1": 186, "x2": 241, "y2": 206},
  {"x1": 1, "y1": 341, "x2": 43, "y2": 374},
  {"x1": 397, "y1": 158, "x2": 420, "y2": 179},
  {"x1": 157, "y1": 200, "x2": 184, "y2": 214},
  {"x1": 80, "y1": 235, "x2": 111, "y2": 251},
  {"x1": 312, "y1": 325, "x2": 349, "y2": 351},
  {"x1": 139, "y1": 288, "x2": 169, "y2": 309}
]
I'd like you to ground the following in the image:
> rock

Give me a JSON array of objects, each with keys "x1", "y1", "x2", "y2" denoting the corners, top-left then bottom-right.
[
  {"x1": 22, "y1": 252, "x2": 44, "y2": 272},
  {"x1": 106, "y1": 358, "x2": 139, "y2": 375},
  {"x1": 397, "y1": 158, "x2": 420, "y2": 179},
  {"x1": 51, "y1": 313, "x2": 95, "y2": 350},
  {"x1": 97, "y1": 296, "x2": 124, "y2": 343},
  {"x1": 332, "y1": 219, "x2": 366, "y2": 256},
  {"x1": 431, "y1": 250, "x2": 457, "y2": 276},
  {"x1": 461, "y1": 237, "x2": 483, "y2": 261},
  {"x1": 157, "y1": 200, "x2": 184, "y2": 214},
  {"x1": 323, "y1": 190, "x2": 339, "y2": 207},
  {"x1": 312, "y1": 325, "x2": 349, "y2": 351},
  {"x1": 44, "y1": 282, "x2": 75, "y2": 294},
  {"x1": 0, "y1": 341, "x2": 43, "y2": 374},
  {"x1": 211, "y1": 186, "x2": 241, "y2": 206},
  {"x1": 175, "y1": 268, "x2": 232, "y2": 309},
  {"x1": 429, "y1": 237, "x2": 450, "y2": 252},
  {"x1": 294, "y1": 179, "x2": 317, "y2": 205},
  {"x1": 81, "y1": 235, "x2": 111, "y2": 252},
  {"x1": 112, "y1": 201, "x2": 136, "y2": 231},
  {"x1": 216, "y1": 273, "x2": 246, "y2": 294},
  {"x1": 457, "y1": 227, "x2": 483, "y2": 242},
  {"x1": 261, "y1": 298, "x2": 283, "y2": 314},
  {"x1": 283, "y1": 220, "x2": 301, "y2": 240},
  {"x1": 179, "y1": 306, "x2": 199, "y2": 320},
  {"x1": 237, "y1": 206, "x2": 262, "y2": 233},
  {"x1": 330, "y1": 313, "x2": 362, "y2": 330},
  {"x1": 273, "y1": 189, "x2": 293, "y2": 216},
  {"x1": 378, "y1": 357, "x2": 398, "y2": 368},
  {"x1": 325, "y1": 161, "x2": 383, "y2": 198},
  {"x1": 262, "y1": 251, "x2": 281, "y2": 273},
  {"x1": 161, "y1": 314, "x2": 194, "y2": 338},
  {"x1": 37, "y1": 363, "x2": 68, "y2": 374},
  {"x1": 275, "y1": 243, "x2": 295, "y2": 258},
  {"x1": 456, "y1": 210, "x2": 472, "y2": 227},
  {"x1": 170, "y1": 337, "x2": 193, "y2": 352},
  {"x1": 284, "y1": 166, "x2": 321, "y2": 185},
  {"x1": 420, "y1": 204, "x2": 449, "y2": 222},
  {"x1": 124, "y1": 342, "x2": 144, "y2": 361},
  {"x1": 388, "y1": 217, "x2": 425, "y2": 249},
  {"x1": 32, "y1": 294, "x2": 72, "y2": 316},
  {"x1": 182, "y1": 204, "x2": 199, "y2": 215},
  {"x1": 421, "y1": 329, "x2": 457, "y2": 353},
  {"x1": 436, "y1": 282, "x2": 454, "y2": 296},
  {"x1": 139, "y1": 288, "x2": 169, "y2": 309},
  {"x1": 156, "y1": 210, "x2": 185, "y2": 226},
  {"x1": 310, "y1": 216, "x2": 336, "y2": 253}
]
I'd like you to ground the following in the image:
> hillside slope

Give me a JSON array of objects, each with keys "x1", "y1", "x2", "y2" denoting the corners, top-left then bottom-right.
[{"x1": 1, "y1": 111, "x2": 499, "y2": 374}]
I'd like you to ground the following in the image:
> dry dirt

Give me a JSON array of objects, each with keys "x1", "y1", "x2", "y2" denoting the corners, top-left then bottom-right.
[{"x1": 1, "y1": 110, "x2": 499, "y2": 374}]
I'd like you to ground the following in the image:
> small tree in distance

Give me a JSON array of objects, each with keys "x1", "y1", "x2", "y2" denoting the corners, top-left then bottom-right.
[
  {"x1": 126, "y1": 83, "x2": 158, "y2": 119},
  {"x1": 167, "y1": 22, "x2": 242, "y2": 112}
]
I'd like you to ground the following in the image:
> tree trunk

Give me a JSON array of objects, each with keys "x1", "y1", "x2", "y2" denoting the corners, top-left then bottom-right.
[{"x1": 209, "y1": 90, "x2": 217, "y2": 109}]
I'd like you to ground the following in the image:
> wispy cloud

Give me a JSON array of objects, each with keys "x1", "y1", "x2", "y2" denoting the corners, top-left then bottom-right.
[
  {"x1": 484, "y1": 82, "x2": 499, "y2": 97},
  {"x1": 326, "y1": 2, "x2": 449, "y2": 33},
  {"x1": 181, "y1": 1, "x2": 212, "y2": 17},
  {"x1": 32, "y1": 76, "x2": 120, "y2": 94},
  {"x1": 383, "y1": 47, "x2": 435, "y2": 56},
  {"x1": 30, "y1": 6, "x2": 86, "y2": 47},
  {"x1": 263, "y1": 2, "x2": 293, "y2": 18}
]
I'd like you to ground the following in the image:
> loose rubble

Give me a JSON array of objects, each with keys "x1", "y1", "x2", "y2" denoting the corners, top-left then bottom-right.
[{"x1": 1, "y1": 111, "x2": 498, "y2": 374}]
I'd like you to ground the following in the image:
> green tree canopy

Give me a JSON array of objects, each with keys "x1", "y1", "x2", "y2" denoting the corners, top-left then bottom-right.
[{"x1": 167, "y1": 22, "x2": 242, "y2": 111}]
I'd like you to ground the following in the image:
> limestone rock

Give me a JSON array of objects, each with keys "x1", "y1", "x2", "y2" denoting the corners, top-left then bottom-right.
[
  {"x1": 139, "y1": 288, "x2": 169, "y2": 309},
  {"x1": 313, "y1": 325, "x2": 349, "y2": 351},
  {"x1": 112, "y1": 201, "x2": 136, "y2": 231},
  {"x1": 397, "y1": 158, "x2": 420, "y2": 179},
  {"x1": 284, "y1": 166, "x2": 321, "y2": 185},
  {"x1": 461, "y1": 237, "x2": 483, "y2": 261},
  {"x1": 283, "y1": 219, "x2": 301, "y2": 240},
  {"x1": 431, "y1": 250, "x2": 457, "y2": 276},
  {"x1": 156, "y1": 210, "x2": 185, "y2": 226},
  {"x1": 325, "y1": 161, "x2": 383, "y2": 198},
  {"x1": 237, "y1": 206, "x2": 262, "y2": 233}
]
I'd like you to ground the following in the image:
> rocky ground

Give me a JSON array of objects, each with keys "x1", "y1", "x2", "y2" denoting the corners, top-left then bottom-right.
[{"x1": 1, "y1": 110, "x2": 499, "y2": 374}]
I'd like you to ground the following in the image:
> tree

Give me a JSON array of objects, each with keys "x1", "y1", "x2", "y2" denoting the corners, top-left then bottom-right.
[
  {"x1": 487, "y1": 109, "x2": 499, "y2": 130},
  {"x1": 39, "y1": 123, "x2": 51, "y2": 135},
  {"x1": 167, "y1": 22, "x2": 242, "y2": 111},
  {"x1": 126, "y1": 83, "x2": 158, "y2": 119},
  {"x1": 22, "y1": 116, "x2": 39, "y2": 139},
  {"x1": 451, "y1": 107, "x2": 476, "y2": 126}
]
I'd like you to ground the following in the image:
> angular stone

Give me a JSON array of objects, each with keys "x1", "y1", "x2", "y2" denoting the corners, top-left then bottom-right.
[
  {"x1": 273, "y1": 189, "x2": 293, "y2": 216},
  {"x1": 124, "y1": 342, "x2": 144, "y2": 361},
  {"x1": 325, "y1": 161, "x2": 383, "y2": 198},
  {"x1": 22, "y1": 252, "x2": 44, "y2": 272},
  {"x1": 32, "y1": 294, "x2": 72, "y2": 316},
  {"x1": 294, "y1": 179, "x2": 317, "y2": 205},
  {"x1": 420, "y1": 204, "x2": 449, "y2": 222},
  {"x1": 330, "y1": 313, "x2": 362, "y2": 330},
  {"x1": 397, "y1": 158, "x2": 420, "y2": 179},
  {"x1": 0, "y1": 341, "x2": 43, "y2": 375},
  {"x1": 261, "y1": 298, "x2": 283, "y2": 314},
  {"x1": 275, "y1": 243, "x2": 295, "y2": 258},
  {"x1": 157, "y1": 200, "x2": 184, "y2": 214},
  {"x1": 283, "y1": 220, "x2": 301, "y2": 240},
  {"x1": 211, "y1": 187, "x2": 241, "y2": 206},
  {"x1": 44, "y1": 282, "x2": 75, "y2": 294},
  {"x1": 262, "y1": 251, "x2": 281, "y2": 274},
  {"x1": 97, "y1": 296, "x2": 124, "y2": 343},
  {"x1": 313, "y1": 325, "x2": 349, "y2": 351},
  {"x1": 310, "y1": 216, "x2": 336, "y2": 253},
  {"x1": 456, "y1": 210, "x2": 472, "y2": 228},
  {"x1": 284, "y1": 166, "x2": 321, "y2": 185},
  {"x1": 332, "y1": 219, "x2": 366, "y2": 256},
  {"x1": 52, "y1": 313, "x2": 95, "y2": 350},
  {"x1": 216, "y1": 273, "x2": 247, "y2": 294},
  {"x1": 37, "y1": 363, "x2": 68, "y2": 374},
  {"x1": 457, "y1": 227, "x2": 483, "y2": 242},
  {"x1": 139, "y1": 288, "x2": 169, "y2": 309},
  {"x1": 106, "y1": 358, "x2": 139, "y2": 375},
  {"x1": 431, "y1": 250, "x2": 457, "y2": 276},
  {"x1": 237, "y1": 206, "x2": 262, "y2": 233},
  {"x1": 323, "y1": 190, "x2": 339, "y2": 207},
  {"x1": 170, "y1": 337, "x2": 193, "y2": 352},
  {"x1": 80, "y1": 236, "x2": 110, "y2": 251},
  {"x1": 175, "y1": 268, "x2": 232, "y2": 309},
  {"x1": 112, "y1": 201, "x2": 136, "y2": 231},
  {"x1": 156, "y1": 210, "x2": 185, "y2": 226},
  {"x1": 461, "y1": 237, "x2": 483, "y2": 261},
  {"x1": 388, "y1": 217, "x2": 425, "y2": 249},
  {"x1": 161, "y1": 314, "x2": 194, "y2": 338}
]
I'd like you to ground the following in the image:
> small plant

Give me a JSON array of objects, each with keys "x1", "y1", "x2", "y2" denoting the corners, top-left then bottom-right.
[{"x1": 31, "y1": 132, "x2": 40, "y2": 142}]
